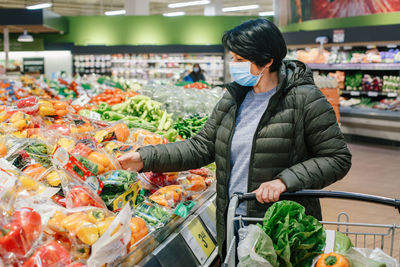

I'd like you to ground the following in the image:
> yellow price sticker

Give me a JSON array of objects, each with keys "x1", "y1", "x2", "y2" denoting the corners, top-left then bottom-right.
[{"x1": 188, "y1": 218, "x2": 215, "y2": 258}]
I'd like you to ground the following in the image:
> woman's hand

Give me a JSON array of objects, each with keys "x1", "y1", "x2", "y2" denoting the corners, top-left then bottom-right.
[
  {"x1": 117, "y1": 151, "x2": 143, "y2": 172},
  {"x1": 254, "y1": 179, "x2": 287, "y2": 204}
]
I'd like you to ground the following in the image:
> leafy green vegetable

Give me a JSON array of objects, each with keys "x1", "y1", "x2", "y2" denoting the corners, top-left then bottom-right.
[
  {"x1": 99, "y1": 170, "x2": 138, "y2": 208},
  {"x1": 259, "y1": 201, "x2": 326, "y2": 267},
  {"x1": 74, "y1": 155, "x2": 99, "y2": 175},
  {"x1": 334, "y1": 231, "x2": 353, "y2": 254},
  {"x1": 135, "y1": 201, "x2": 171, "y2": 227},
  {"x1": 24, "y1": 143, "x2": 52, "y2": 168}
]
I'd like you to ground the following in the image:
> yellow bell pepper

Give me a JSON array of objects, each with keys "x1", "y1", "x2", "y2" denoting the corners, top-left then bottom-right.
[
  {"x1": 76, "y1": 221, "x2": 100, "y2": 245},
  {"x1": 57, "y1": 138, "x2": 75, "y2": 152},
  {"x1": 46, "y1": 171, "x2": 61, "y2": 186},
  {"x1": 18, "y1": 175, "x2": 39, "y2": 191},
  {"x1": 96, "y1": 216, "x2": 118, "y2": 236},
  {"x1": 104, "y1": 141, "x2": 119, "y2": 154},
  {"x1": 48, "y1": 211, "x2": 67, "y2": 233},
  {"x1": 87, "y1": 209, "x2": 106, "y2": 223},
  {"x1": 62, "y1": 213, "x2": 87, "y2": 233}
]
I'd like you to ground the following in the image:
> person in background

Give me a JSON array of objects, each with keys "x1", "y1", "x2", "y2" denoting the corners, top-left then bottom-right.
[
  {"x1": 118, "y1": 18, "x2": 352, "y2": 257},
  {"x1": 183, "y1": 63, "x2": 206, "y2": 82}
]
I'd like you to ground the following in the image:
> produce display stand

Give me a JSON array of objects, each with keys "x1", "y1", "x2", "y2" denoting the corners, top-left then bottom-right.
[
  {"x1": 223, "y1": 190, "x2": 400, "y2": 267},
  {"x1": 339, "y1": 106, "x2": 400, "y2": 143},
  {"x1": 118, "y1": 184, "x2": 218, "y2": 267}
]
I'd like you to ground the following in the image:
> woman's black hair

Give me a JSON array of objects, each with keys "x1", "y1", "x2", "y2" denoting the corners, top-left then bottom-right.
[{"x1": 222, "y1": 18, "x2": 287, "y2": 72}]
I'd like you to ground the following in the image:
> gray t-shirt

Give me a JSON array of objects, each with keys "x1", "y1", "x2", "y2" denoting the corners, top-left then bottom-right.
[{"x1": 229, "y1": 88, "x2": 276, "y2": 215}]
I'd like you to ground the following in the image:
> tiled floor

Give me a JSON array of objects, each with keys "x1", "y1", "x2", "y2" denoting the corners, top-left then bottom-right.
[{"x1": 321, "y1": 142, "x2": 400, "y2": 260}]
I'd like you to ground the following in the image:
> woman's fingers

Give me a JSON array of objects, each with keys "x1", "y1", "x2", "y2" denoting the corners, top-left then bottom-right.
[
  {"x1": 254, "y1": 179, "x2": 287, "y2": 204},
  {"x1": 255, "y1": 188, "x2": 264, "y2": 204}
]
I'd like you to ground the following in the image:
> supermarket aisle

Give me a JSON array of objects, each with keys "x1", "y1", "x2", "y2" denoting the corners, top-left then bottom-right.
[{"x1": 321, "y1": 142, "x2": 400, "y2": 259}]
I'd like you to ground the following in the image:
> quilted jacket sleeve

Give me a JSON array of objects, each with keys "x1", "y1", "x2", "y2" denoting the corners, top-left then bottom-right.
[
  {"x1": 138, "y1": 104, "x2": 218, "y2": 173},
  {"x1": 277, "y1": 88, "x2": 352, "y2": 191}
]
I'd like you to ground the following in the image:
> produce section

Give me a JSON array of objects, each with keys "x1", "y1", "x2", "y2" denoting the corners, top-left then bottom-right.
[
  {"x1": 75, "y1": 53, "x2": 225, "y2": 85},
  {"x1": 294, "y1": 44, "x2": 400, "y2": 144},
  {"x1": 0, "y1": 75, "x2": 220, "y2": 266}
]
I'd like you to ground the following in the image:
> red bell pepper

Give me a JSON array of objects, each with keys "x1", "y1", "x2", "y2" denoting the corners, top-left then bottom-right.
[
  {"x1": 48, "y1": 124, "x2": 71, "y2": 136},
  {"x1": 66, "y1": 186, "x2": 104, "y2": 208},
  {"x1": 12, "y1": 207, "x2": 41, "y2": 245},
  {"x1": 16, "y1": 96, "x2": 39, "y2": 115},
  {"x1": 0, "y1": 222, "x2": 27, "y2": 256},
  {"x1": 51, "y1": 194, "x2": 67, "y2": 208},
  {"x1": 0, "y1": 207, "x2": 41, "y2": 257},
  {"x1": 23, "y1": 241, "x2": 72, "y2": 267},
  {"x1": 71, "y1": 143, "x2": 92, "y2": 158},
  {"x1": 67, "y1": 263, "x2": 86, "y2": 267}
]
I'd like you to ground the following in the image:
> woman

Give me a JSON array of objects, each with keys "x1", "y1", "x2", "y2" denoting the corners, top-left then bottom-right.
[
  {"x1": 183, "y1": 63, "x2": 206, "y2": 82},
  {"x1": 119, "y1": 18, "x2": 352, "y2": 256}
]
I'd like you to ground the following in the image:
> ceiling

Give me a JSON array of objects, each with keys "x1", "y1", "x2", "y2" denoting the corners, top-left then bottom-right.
[{"x1": 0, "y1": 0, "x2": 274, "y2": 16}]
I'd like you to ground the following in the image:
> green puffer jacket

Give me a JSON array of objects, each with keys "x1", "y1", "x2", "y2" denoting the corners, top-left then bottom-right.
[{"x1": 138, "y1": 60, "x2": 352, "y2": 256}]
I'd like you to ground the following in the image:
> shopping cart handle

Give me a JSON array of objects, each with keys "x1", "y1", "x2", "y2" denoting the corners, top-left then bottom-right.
[{"x1": 236, "y1": 190, "x2": 400, "y2": 212}]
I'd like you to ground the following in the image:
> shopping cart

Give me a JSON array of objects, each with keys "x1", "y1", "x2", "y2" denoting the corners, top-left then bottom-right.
[{"x1": 223, "y1": 190, "x2": 400, "y2": 267}]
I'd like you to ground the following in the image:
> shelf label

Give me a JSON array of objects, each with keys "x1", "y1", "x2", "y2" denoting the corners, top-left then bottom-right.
[
  {"x1": 181, "y1": 217, "x2": 216, "y2": 265},
  {"x1": 350, "y1": 91, "x2": 360, "y2": 96},
  {"x1": 387, "y1": 92, "x2": 398, "y2": 97},
  {"x1": 199, "y1": 202, "x2": 217, "y2": 239},
  {"x1": 367, "y1": 92, "x2": 379, "y2": 97}
]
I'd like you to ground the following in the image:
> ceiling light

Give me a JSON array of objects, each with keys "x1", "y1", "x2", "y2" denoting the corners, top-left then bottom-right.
[
  {"x1": 222, "y1": 4, "x2": 259, "y2": 12},
  {"x1": 18, "y1": 30, "x2": 34, "y2": 42},
  {"x1": 259, "y1": 11, "x2": 274, "y2": 16},
  {"x1": 168, "y1": 0, "x2": 210, "y2": 8},
  {"x1": 163, "y1": 11, "x2": 185, "y2": 17},
  {"x1": 105, "y1": 10, "x2": 126, "y2": 16},
  {"x1": 26, "y1": 2, "x2": 52, "y2": 9}
]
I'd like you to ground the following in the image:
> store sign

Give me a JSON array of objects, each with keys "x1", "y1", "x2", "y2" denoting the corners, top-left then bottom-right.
[
  {"x1": 181, "y1": 217, "x2": 216, "y2": 265},
  {"x1": 23, "y1": 57, "x2": 45, "y2": 74},
  {"x1": 333, "y1": 29, "x2": 345, "y2": 43},
  {"x1": 0, "y1": 38, "x2": 44, "y2": 51},
  {"x1": 368, "y1": 91, "x2": 379, "y2": 97},
  {"x1": 199, "y1": 202, "x2": 217, "y2": 239}
]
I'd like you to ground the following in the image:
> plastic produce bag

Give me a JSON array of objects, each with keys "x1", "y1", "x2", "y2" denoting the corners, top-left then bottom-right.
[
  {"x1": 56, "y1": 168, "x2": 107, "y2": 209},
  {"x1": 148, "y1": 185, "x2": 186, "y2": 208},
  {"x1": 237, "y1": 224, "x2": 278, "y2": 267},
  {"x1": 343, "y1": 247, "x2": 399, "y2": 267},
  {"x1": 87, "y1": 204, "x2": 132, "y2": 267},
  {"x1": 98, "y1": 170, "x2": 141, "y2": 211},
  {"x1": 44, "y1": 206, "x2": 115, "y2": 262},
  {"x1": 134, "y1": 200, "x2": 172, "y2": 229},
  {"x1": 0, "y1": 207, "x2": 43, "y2": 265}
]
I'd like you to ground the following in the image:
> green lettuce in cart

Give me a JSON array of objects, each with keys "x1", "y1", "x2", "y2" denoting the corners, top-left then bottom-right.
[{"x1": 258, "y1": 200, "x2": 326, "y2": 267}]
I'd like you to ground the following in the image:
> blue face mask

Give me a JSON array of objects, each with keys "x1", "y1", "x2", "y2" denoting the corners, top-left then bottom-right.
[
  {"x1": 193, "y1": 67, "x2": 200, "y2": 72},
  {"x1": 229, "y1": 61, "x2": 267, "y2": 86}
]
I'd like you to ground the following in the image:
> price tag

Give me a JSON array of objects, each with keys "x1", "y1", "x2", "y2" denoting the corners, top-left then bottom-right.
[
  {"x1": 71, "y1": 94, "x2": 91, "y2": 106},
  {"x1": 181, "y1": 218, "x2": 216, "y2": 265},
  {"x1": 350, "y1": 91, "x2": 360, "y2": 96},
  {"x1": 89, "y1": 111, "x2": 101, "y2": 120},
  {"x1": 387, "y1": 92, "x2": 397, "y2": 97},
  {"x1": 199, "y1": 202, "x2": 217, "y2": 239},
  {"x1": 368, "y1": 91, "x2": 379, "y2": 97}
]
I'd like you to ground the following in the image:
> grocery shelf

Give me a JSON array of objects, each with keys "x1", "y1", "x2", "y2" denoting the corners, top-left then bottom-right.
[
  {"x1": 118, "y1": 186, "x2": 217, "y2": 267},
  {"x1": 341, "y1": 90, "x2": 398, "y2": 97},
  {"x1": 340, "y1": 106, "x2": 400, "y2": 142},
  {"x1": 308, "y1": 63, "x2": 400, "y2": 70},
  {"x1": 111, "y1": 59, "x2": 224, "y2": 64}
]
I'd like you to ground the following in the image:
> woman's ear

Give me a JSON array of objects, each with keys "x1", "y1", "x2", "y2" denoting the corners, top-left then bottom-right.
[{"x1": 264, "y1": 58, "x2": 274, "y2": 69}]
